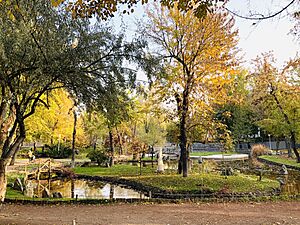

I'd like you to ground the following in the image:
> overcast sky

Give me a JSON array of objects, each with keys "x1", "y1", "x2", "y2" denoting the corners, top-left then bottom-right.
[
  {"x1": 109, "y1": 0, "x2": 299, "y2": 70},
  {"x1": 226, "y1": 0, "x2": 299, "y2": 69}
]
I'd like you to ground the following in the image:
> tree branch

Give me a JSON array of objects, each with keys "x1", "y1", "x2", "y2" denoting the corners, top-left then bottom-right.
[{"x1": 224, "y1": 0, "x2": 296, "y2": 21}]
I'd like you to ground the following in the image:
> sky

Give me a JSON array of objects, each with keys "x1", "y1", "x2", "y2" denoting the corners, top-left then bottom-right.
[
  {"x1": 226, "y1": 0, "x2": 299, "y2": 69},
  {"x1": 109, "y1": 0, "x2": 299, "y2": 71}
]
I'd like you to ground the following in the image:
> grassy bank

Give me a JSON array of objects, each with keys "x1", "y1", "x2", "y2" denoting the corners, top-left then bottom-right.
[
  {"x1": 73, "y1": 165, "x2": 279, "y2": 193},
  {"x1": 190, "y1": 152, "x2": 224, "y2": 156},
  {"x1": 259, "y1": 155, "x2": 300, "y2": 168},
  {"x1": 131, "y1": 174, "x2": 278, "y2": 193},
  {"x1": 73, "y1": 164, "x2": 158, "y2": 177}
]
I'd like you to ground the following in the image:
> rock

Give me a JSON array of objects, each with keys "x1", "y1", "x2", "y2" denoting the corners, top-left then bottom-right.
[
  {"x1": 42, "y1": 187, "x2": 51, "y2": 198},
  {"x1": 13, "y1": 178, "x2": 24, "y2": 192},
  {"x1": 221, "y1": 167, "x2": 234, "y2": 176},
  {"x1": 277, "y1": 177, "x2": 285, "y2": 186},
  {"x1": 81, "y1": 162, "x2": 90, "y2": 167},
  {"x1": 52, "y1": 192, "x2": 63, "y2": 198},
  {"x1": 280, "y1": 165, "x2": 288, "y2": 175}
]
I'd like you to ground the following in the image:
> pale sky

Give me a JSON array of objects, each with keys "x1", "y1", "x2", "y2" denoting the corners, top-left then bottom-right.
[
  {"x1": 226, "y1": 0, "x2": 299, "y2": 69},
  {"x1": 110, "y1": 0, "x2": 299, "y2": 70}
]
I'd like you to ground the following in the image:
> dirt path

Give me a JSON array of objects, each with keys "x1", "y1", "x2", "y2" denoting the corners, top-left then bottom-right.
[{"x1": 0, "y1": 201, "x2": 299, "y2": 225}]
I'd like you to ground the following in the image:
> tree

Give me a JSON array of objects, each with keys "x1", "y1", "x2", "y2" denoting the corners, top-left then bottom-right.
[
  {"x1": 214, "y1": 71, "x2": 260, "y2": 144},
  {"x1": 24, "y1": 89, "x2": 79, "y2": 145},
  {"x1": 0, "y1": 0, "x2": 147, "y2": 201},
  {"x1": 134, "y1": 94, "x2": 167, "y2": 154},
  {"x1": 250, "y1": 53, "x2": 300, "y2": 162},
  {"x1": 82, "y1": 112, "x2": 108, "y2": 149},
  {"x1": 53, "y1": 0, "x2": 223, "y2": 20},
  {"x1": 143, "y1": 4, "x2": 239, "y2": 177}
]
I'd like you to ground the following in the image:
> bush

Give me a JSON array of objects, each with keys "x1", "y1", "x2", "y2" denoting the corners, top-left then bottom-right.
[
  {"x1": 87, "y1": 148, "x2": 109, "y2": 166},
  {"x1": 251, "y1": 144, "x2": 270, "y2": 158},
  {"x1": 43, "y1": 144, "x2": 73, "y2": 158}
]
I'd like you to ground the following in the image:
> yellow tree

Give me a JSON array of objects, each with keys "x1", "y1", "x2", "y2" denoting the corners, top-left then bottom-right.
[
  {"x1": 25, "y1": 89, "x2": 86, "y2": 147},
  {"x1": 143, "y1": 4, "x2": 239, "y2": 177}
]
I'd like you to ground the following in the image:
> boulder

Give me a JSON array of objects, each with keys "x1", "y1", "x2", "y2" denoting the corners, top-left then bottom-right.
[
  {"x1": 13, "y1": 177, "x2": 24, "y2": 192},
  {"x1": 280, "y1": 165, "x2": 288, "y2": 175},
  {"x1": 52, "y1": 192, "x2": 63, "y2": 198}
]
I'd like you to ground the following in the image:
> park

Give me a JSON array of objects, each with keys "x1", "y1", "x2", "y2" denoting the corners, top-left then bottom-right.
[{"x1": 0, "y1": 0, "x2": 300, "y2": 224}]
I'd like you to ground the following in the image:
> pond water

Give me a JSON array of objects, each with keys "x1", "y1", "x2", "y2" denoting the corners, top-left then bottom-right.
[{"x1": 24, "y1": 179, "x2": 147, "y2": 199}]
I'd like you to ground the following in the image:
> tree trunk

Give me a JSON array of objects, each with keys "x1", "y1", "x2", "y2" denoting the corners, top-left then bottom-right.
[
  {"x1": 285, "y1": 138, "x2": 292, "y2": 158},
  {"x1": 71, "y1": 110, "x2": 77, "y2": 168},
  {"x1": 178, "y1": 154, "x2": 182, "y2": 174},
  {"x1": 115, "y1": 127, "x2": 123, "y2": 155},
  {"x1": 9, "y1": 150, "x2": 17, "y2": 166},
  {"x1": 179, "y1": 91, "x2": 189, "y2": 177},
  {"x1": 291, "y1": 132, "x2": 300, "y2": 163},
  {"x1": 0, "y1": 160, "x2": 7, "y2": 202},
  {"x1": 109, "y1": 129, "x2": 114, "y2": 167}
]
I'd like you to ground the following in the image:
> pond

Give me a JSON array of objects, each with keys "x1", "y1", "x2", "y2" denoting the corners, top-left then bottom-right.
[{"x1": 24, "y1": 179, "x2": 147, "y2": 199}]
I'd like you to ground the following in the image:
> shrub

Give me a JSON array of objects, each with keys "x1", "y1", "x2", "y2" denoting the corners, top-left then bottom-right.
[
  {"x1": 87, "y1": 148, "x2": 109, "y2": 166},
  {"x1": 251, "y1": 144, "x2": 270, "y2": 158},
  {"x1": 44, "y1": 144, "x2": 73, "y2": 158}
]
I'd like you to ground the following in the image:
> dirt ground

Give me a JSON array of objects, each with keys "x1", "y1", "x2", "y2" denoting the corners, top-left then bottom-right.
[{"x1": 0, "y1": 201, "x2": 299, "y2": 225}]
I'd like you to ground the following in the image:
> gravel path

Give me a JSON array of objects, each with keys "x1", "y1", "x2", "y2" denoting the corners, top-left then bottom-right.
[{"x1": 0, "y1": 201, "x2": 299, "y2": 225}]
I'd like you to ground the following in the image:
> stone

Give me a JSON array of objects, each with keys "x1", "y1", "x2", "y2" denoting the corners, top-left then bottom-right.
[
  {"x1": 52, "y1": 192, "x2": 63, "y2": 198},
  {"x1": 221, "y1": 167, "x2": 234, "y2": 176},
  {"x1": 13, "y1": 178, "x2": 24, "y2": 192},
  {"x1": 280, "y1": 165, "x2": 288, "y2": 175}
]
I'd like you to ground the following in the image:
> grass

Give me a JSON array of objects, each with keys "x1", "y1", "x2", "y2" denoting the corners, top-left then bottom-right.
[
  {"x1": 259, "y1": 155, "x2": 300, "y2": 168},
  {"x1": 73, "y1": 164, "x2": 279, "y2": 193},
  {"x1": 5, "y1": 187, "x2": 25, "y2": 198},
  {"x1": 131, "y1": 173, "x2": 279, "y2": 193},
  {"x1": 190, "y1": 152, "x2": 233, "y2": 156},
  {"x1": 5, "y1": 163, "x2": 279, "y2": 200},
  {"x1": 73, "y1": 164, "x2": 158, "y2": 177}
]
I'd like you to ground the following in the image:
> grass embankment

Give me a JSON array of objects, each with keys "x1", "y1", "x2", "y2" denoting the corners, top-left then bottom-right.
[
  {"x1": 190, "y1": 152, "x2": 233, "y2": 156},
  {"x1": 6, "y1": 164, "x2": 279, "y2": 200},
  {"x1": 73, "y1": 165, "x2": 279, "y2": 193},
  {"x1": 74, "y1": 164, "x2": 157, "y2": 177},
  {"x1": 133, "y1": 174, "x2": 278, "y2": 193},
  {"x1": 259, "y1": 155, "x2": 300, "y2": 169}
]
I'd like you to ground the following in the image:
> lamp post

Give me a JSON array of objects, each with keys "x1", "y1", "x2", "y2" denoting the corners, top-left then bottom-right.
[{"x1": 268, "y1": 134, "x2": 272, "y2": 150}]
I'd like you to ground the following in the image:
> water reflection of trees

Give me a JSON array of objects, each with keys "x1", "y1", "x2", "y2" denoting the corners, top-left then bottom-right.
[{"x1": 25, "y1": 179, "x2": 144, "y2": 199}]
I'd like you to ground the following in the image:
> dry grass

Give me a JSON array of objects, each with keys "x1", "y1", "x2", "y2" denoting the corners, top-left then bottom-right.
[{"x1": 251, "y1": 144, "x2": 270, "y2": 158}]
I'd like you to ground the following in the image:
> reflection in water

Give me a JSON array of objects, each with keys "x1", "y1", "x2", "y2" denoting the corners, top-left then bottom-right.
[{"x1": 24, "y1": 179, "x2": 146, "y2": 199}]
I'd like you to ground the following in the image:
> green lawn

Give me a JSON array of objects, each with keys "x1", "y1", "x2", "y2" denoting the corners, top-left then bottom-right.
[
  {"x1": 190, "y1": 151, "x2": 232, "y2": 156},
  {"x1": 5, "y1": 187, "x2": 25, "y2": 198},
  {"x1": 259, "y1": 155, "x2": 300, "y2": 168},
  {"x1": 73, "y1": 164, "x2": 158, "y2": 177},
  {"x1": 73, "y1": 164, "x2": 279, "y2": 193},
  {"x1": 131, "y1": 173, "x2": 278, "y2": 193}
]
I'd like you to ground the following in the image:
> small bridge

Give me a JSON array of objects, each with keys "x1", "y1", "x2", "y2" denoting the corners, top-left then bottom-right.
[
  {"x1": 25, "y1": 158, "x2": 52, "y2": 181},
  {"x1": 24, "y1": 159, "x2": 68, "y2": 197}
]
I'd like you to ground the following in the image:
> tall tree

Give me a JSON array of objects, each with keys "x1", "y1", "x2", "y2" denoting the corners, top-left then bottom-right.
[
  {"x1": 143, "y1": 4, "x2": 239, "y2": 177},
  {"x1": 250, "y1": 53, "x2": 300, "y2": 162}
]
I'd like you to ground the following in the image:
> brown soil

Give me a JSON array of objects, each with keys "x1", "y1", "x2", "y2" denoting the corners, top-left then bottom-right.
[{"x1": 0, "y1": 201, "x2": 299, "y2": 225}]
